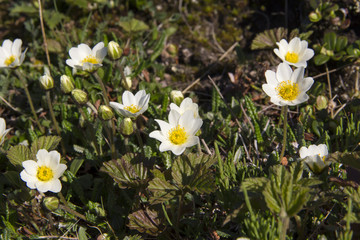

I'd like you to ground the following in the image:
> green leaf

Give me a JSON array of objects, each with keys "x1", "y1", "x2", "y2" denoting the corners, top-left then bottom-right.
[
  {"x1": 148, "y1": 177, "x2": 177, "y2": 204},
  {"x1": 69, "y1": 159, "x2": 84, "y2": 175},
  {"x1": 251, "y1": 27, "x2": 288, "y2": 50},
  {"x1": 78, "y1": 226, "x2": 88, "y2": 240},
  {"x1": 335, "y1": 36, "x2": 348, "y2": 52},
  {"x1": 324, "y1": 32, "x2": 337, "y2": 50},
  {"x1": 3, "y1": 171, "x2": 23, "y2": 188},
  {"x1": 119, "y1": 18, "x2": 149, "y2": 33},
  {"x1": 30, "y1": 136, "x2": 62, "y2": 157},
  {"x1": 286, "y1": 188, "x2": 309, "y2": 216},
  {"x1": 128, "y1": 208, "x2": 163, "y2": 236},
  {"x1": 263, "y1": 181, "x2": 281, "y2": 213},
  {"x1": 328, "y1": 151, "x2": 360, "y2": 170},
  {"x1": 100, "y1": 153, "x2": 148, "y2": 188},
  {"x1": 314, "y1": 54, "x2": 330, "y2": 65},
  {"x1": 7, "y1": 145, "x2": 31, "y2": 167},
  {"x1": 241, "y1": 177, "x2": 268, "y2": 192},
  {"x1": 43, "y1": 10, "x2": 67, "y2": 30}
]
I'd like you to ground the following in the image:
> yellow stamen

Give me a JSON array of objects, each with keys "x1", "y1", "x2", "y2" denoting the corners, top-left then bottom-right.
[
  {"x1": 37, "y1": 166, "x2": 54, "y2": 182},
  {"x1": 276, "y1": 80, "x2": 300, "y2": 101},
  {"x1": 168, "y1": 125, "x2": 187, "y2": 145},
  {"x1": 81, "y1": 55, "x2": 99, "y2": 64},
  {"x1": 4, "y1": 55, "x2": 15, "y2": 66},
  {"x1": 285, "y1": 52, "x2": 299, "y2": 63},
  {"x1": 124, "y1": 104, "x2": 140, "y2": 114}
]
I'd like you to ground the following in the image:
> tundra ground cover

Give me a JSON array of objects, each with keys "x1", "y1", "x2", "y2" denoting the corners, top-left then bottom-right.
[{"x1": 1, "y1": 1, "x2": 360, "y2": 239}]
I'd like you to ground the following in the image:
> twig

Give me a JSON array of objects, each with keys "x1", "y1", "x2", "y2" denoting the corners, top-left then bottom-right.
[
  {"x1": 201, "y1": 138, "x2": 212, "y2": 155},
  {"x1": 38, "y1": 0, "x2": 51, "y2": 66},
  {"x1": 325, "y1": 64, "x2": 334, "y2": 118},
  {"x1": 0, "y1": 95, "x2": 21, "y2": 113},
  {"x1": 182, "y1": 42, "x2": 238, "y2": 94}
]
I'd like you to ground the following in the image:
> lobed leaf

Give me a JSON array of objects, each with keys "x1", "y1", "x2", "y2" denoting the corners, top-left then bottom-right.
[
  {"x1": 128, "y1": 208, "x2": 163, "y2": 236},
  {"x1": 7, "y1": 145, "x2": 31, "y2": 167}
]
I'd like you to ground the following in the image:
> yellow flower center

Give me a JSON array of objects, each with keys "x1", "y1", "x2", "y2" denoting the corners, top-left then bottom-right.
[
  {"x1": 285, "y1": 52, "x2": 299, "y2": 63},
  {"x1": 124, "y1": 104, "x2": 140, "y2": 114},
  {"x1": 4, "y1": 55, "x2": 15, "y2": 66},
  {"x1": 276, "y1": 80, "x2": 300, "y2": 101},
  {"x1": 36, "y1": 166, "x2": 54, "y2": 182},
  {"x1": 169, "y1": 125, "x2": 187, "y2": 145},
  {"x1": 318, "y1": 154, "x2": 326, "y2": 162},
  {"x1": 81, "y1": 55, "x2": 99, "y2": 64}
]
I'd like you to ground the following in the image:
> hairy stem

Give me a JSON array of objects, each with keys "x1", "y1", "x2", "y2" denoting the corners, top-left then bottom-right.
[{"x1": 279, "y1": 105, "x2": 288, "y2": 161}]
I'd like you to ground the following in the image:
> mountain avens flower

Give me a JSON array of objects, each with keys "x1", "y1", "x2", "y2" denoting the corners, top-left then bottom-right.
[
  {"x1": 0, "y1": 38, "x2": 27, "y2": 68},
  {"x1": 0, "y1": 118, "x2": 11, "y2": 145},
  {"x1": 274, "y1": 37, "x2": 314, "y2": 68},
  {"x1": 66, "y1": 42, "x2": 107, "y2": 72},
  {"x1": 20, "y1": 149, "x2": 67, "y2": 193},
  {"x1": 262, "y1": 63, "x2": 314, "y2": 106},
  {"x1": 110, "y1": 90, "x2": 150, "y2": 118},
  {"x1": 170, "y1": 97, "x2": 200, "y2": 119},
  {"x1": 149, "y1": 109, "x2": 203, "y2": 155},
  {"x1": 299, "y1": 144, "x2": 330, "y2": 174}
]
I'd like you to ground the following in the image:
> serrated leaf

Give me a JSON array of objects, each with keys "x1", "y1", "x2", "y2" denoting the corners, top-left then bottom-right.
[
  {"x1": 128, "y1": 208, "x2": 163, "y2": 236},
  {"x1": 241, "y1": 177, "x2": 268, "y2": 192},
  {"x1": 251, "y1": 27, "x2": 288, "y2": 50},
  {"x1": 7, "y1": 145, "x2": 31, "y2": 167},
  {"x1": 263, "y1": 182, "x2": 281, "y2": 213},
  {"x1": 119, "y1": 18, "x2": 149, "y2": 33},
  {"x1": 286, "y1": 188, "x2": 309, "y2": 216},
  {"x1": 30, "y1": 136, "x2": 62, "y2": 157},
  {"x1": 290, "y1": 161, "x2": 303, "y2": 183},
  {"x1": 148, "y1": 178, "x2": 177, "y2": 204},
  {"x1": 100, "y1": 153, "x2": 148, "y2": 188}
]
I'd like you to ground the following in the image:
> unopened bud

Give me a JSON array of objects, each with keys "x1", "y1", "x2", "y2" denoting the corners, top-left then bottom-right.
[
  {"x1": 120, "y1": 118, "x2": 134, "y2": 136},
  {"x1": 43, "y1": 196, "x2": 59, "y2": 211},
  {"x1": 170, "y1": 90, "x2": 184, "y2": 106},
  {"x1": 309, "y1": 11, "x2": 322, "y2": 22},
  {"x1": 71, "y1": 89, "x2": 88, "y2": 105},
  {"x1": 121, "y1": 77, "x2": 132, "y2": 90},
  {"x1": 60, "y1": 75, "x2": 75, "y2": 94},
  {"x1": 39, "y1": 67, "x2": 54, "y2": 90},
  {"x1": 99, "y1": 105, "x2": 114, "y2": 120},
  {"x1": 107, "y1": 41, "x2": 123, "y2": 60},
  {"x1": 316, "y1": 95, "x2": 328, "y2": 110}
]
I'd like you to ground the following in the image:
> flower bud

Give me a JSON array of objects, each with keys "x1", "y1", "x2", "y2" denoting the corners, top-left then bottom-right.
[
  {"x1": 71, "y1": 89, "x2": 88, "y2": 105},
  {"x1": 60, "y1": 75, "x2": 75, "y2": 94},
  {"x1": 43, "y1": 196, "x2": 59, "y2": 211},
  {"x1": 107, "y1": 41, "x2": 123, "y2": 60},
  {"x1": 316, "y1": 95, "x2": 328, "y2": 110},
  {"x1": 309, "y1": 11, "x2": 322, "y2": 22},
  {"x1": 39, "y1": 68, "x2": 54, "y2": 90},
  {"x1": 170, "y1": 90, "x2": 184, "y2": 106},
  {"x1": 98, "y1": 105, "x2": 114, "y2": 121},
  {"x1": 121, "y1": 76, "x2": 132, "y2": 90},
  {"x1": 120, "y1": 118, "x2": 134, "y2": 136}
]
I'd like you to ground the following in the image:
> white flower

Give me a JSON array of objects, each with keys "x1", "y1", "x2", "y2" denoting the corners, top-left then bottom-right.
[
  {"x1": 299, "y1": 144, "x2": 330, "y2": 173},
  {"x1": 170, "y1": 97, "x2": 200, "y2": 119},
  {"x1": 262, "y1": 63, "x2": 314, "y2": 106},
  {"x1": 149, "y1": 109, "x2": 203, "y2": 155},
  {"x1": 66, "y1": 42, "x2": 107, "y2": 72},
  {"x1": 0, "y1": 39, "x2": 27, "y2": 68},
  {"x1": 20, "y1": 149, "x2": 67, "y2": 193},
  {"x1": 110, "y1": 90, "x2": 150, "y2": 118},
  {"x1": 0, "y1": 118, "x2": 11, "y2": 145},
  {"x1": 274, "y1": 37, "x2": 314, "y2": 68}
]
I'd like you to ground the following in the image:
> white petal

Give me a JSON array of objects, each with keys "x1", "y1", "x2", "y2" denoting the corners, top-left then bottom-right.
[
  {"x1": 291, "y1": 67, "x2": 305, "y2": 84},
  {"x1": 159, "y1": 141, "x2": 174, "y2": 152},
  {"x1": 318, "y1": 144, "x2": 328, "y2": 157},
  {"x1": 12, "y1": 39, "x2": 22, "y2": 57},
  {"x1": 92, "y1": 42, "x2": 105, "y2": 56},
  {"x1": 265, "y1": 70, "x2": 278, "y2": 85},
  {"x1": 299, "y1": 77, "x2": 314, "y2": 92},
  {"x1": 302, "y1": 49, "x2": 315, "y2": 61},
  {"x1": 47, "y1": 151, "x2": 61, "y2": 169},
  {"x1": 20, "y1": 49, "x2": 27, "y2": 65},
  {"x1": 307, "y1": 145, "x2": 319, "y2": 155},
  {"x1": 183, "y1": 136, "x2": 199, "y2": 148},
  {"x1": 0, "y1": 118, "x2": 5, "y2": 134},
  {"x1": 299, "y1": 146, "x2": 309, "y2": 158},
  {"x1": 170, "y1": 145, "x2": 186, "y2": 155},
  {"x1": 2, "y1": 40, "x2": 12, "y2": 52},
  {"x1": 109, "y1": 102, "x2": 125, "y2": 111},
  {"x1": 69, "y1": 47, "x2": 85, "y2": 61},
  {"x1": 22, "y1": 160, "x2": 38, "y2": 176},
  {"x1": 289, "y1": 37, "x2": 301, "y2": 51},
  {"x1": 270, "y1": 96, "x2": 286, "y2": 106},
  {"x1": 276, "y1": 63, "x2": 292, "y2": 82},
  {"x1": 262, "y1": 84, "x2": 277, "y2": 98},
  {"x1": 292, "y1": 61, "x2": 307, "y2": 68},
  {"x1": 155, "y1": 119, "x2": 171, "y2": 134},
  {"x1": 47, "y1": 179, "x2": 62, "y2": 193},
  {"x1": 36, "y1": 149, "x2": 49, "y2": 166},
  {"x1": 292, "y1": 93, "x2": 309, "y2": 105},
  {"x1": 20, "y1": 171, "x2": 37, "y2": 189},
  {"x1": 168, "y1": 110, "x2": 181, "y2": 126},
  {"x1": 122, "y1": 91, "x2": 136, "y2": 106},
  {"x1": 273, "y1": 48, "x2": 282, "y2": 60},
  {"x1": 149, "y1": 130, "x2": 167, "y2": 142},
  {"x1": 138, "y1": 93, "x2": 150, "y2": 109},
  {"x1": 169, "y1": 103, "x2": 181, "y2": 113},
  {"x1": 66, "y1": 59, "x2": 76, "y2": 68}
]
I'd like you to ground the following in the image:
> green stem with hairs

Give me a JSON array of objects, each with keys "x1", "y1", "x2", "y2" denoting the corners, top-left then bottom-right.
[
  {"x1": 14, "y1": 69, "x2": 45, "y2": 134},
  {"x1": 279, "y1": 106, "x2": 288, "y2": 161}
]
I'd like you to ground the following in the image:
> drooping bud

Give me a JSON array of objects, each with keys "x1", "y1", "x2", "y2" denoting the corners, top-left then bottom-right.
[
  {"x1": 170, "y1": 90, "x2": 184, "y2": 106},
  {"x1": 107, "y1": 41, "x2": 123, "y2": 60},
  {"x1": 39, "y1": 67, "x2": 54, "y2": 90},
  {"x1": 60, "y1": 75, "x2": 75, "y2": 94},
  {"x1": 98, "y1": 105, "x2": 114, "y2": 120},
  {"x1": 43, "y1": 196, "x2": 59, "y2": 211},
  {"x1": 316, "y1": 95, "x2": 328, "y2": 110},
  {"x1": 120, "y1": 118, "x2": 134, "y2": 136},
  {"x1": 121, "y1": 76, "x2": 132, "y2": 90},
  {"x1": 71, "y1": 89, "x2": 88, "y2": 105}
]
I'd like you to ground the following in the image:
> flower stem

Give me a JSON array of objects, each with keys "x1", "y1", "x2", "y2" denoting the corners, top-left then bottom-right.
[
  {"x1": 134, "y1": 121, "x2": 145, "y2": 156},
  {"x1": 279, "y1": 106, "x2": 288, "y2": 161},
  {"x1": 38, "y1": 0, "x2": 51, "y2": 67},
  {"x1": 92, "y1": 71, "x2": 110, "y2": 106},
  {"x1": 14, "y1": 69, "x2": 45, "y2": 134}
]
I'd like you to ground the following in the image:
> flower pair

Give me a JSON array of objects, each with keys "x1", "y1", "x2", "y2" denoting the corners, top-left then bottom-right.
[
  {"x1": 263, "y1": 37, "x2": 315, "y2": 106},
  {"x1": 150, "y1": 98, "x2": 203, "y2": 155}
]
